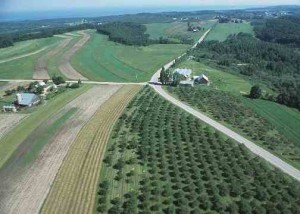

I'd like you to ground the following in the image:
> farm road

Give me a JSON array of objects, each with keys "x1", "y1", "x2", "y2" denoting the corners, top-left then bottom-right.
[{"x1": 150, "y1": 29, "x2": 300, "y2": 182}]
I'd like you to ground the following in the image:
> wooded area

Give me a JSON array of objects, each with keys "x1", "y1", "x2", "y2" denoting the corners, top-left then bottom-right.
[
  {"x1": 254, "y1": 15, "x2": 300, "y2": 47},
  {"x1": 194, "y1": 33, "x2": 300, "y2": 110}
]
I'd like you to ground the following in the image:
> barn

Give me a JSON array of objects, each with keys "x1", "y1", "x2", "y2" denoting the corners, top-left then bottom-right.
[
  {"x1": 16, "y1": 93, "x2": 40, "y2": 107},
  {"x1": 194, "y1": 74, "x2": 210, "y2": 85}
]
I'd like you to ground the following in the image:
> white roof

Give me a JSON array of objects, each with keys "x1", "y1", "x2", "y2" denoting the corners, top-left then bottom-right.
[
  {"x1": 194, "y1": 74, "x2": 209, "y2": 81},
  {"x1": 174, "y1": 68, "x2": 192, "y2": 76}
]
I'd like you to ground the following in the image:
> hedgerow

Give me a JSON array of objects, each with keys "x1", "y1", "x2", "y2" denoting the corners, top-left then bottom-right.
[{"x1": 96, "y1": 86, "x2": 300, "y2": 214}]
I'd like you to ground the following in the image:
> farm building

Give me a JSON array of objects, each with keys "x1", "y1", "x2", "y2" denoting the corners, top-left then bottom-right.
[
  {"x1": 16, "y1": 93, "x2": 40, "y2": 107},
  {"x1": 174, "y1": 68, "x2": 192, "y2": 79},
  {"x1": 194, "y1": 74, "x2": 210, "y2": 85}
]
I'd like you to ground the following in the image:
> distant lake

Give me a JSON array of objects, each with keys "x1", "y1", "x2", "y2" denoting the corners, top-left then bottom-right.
[{"x1": 0, "y1": 5, "x2": 252, "y2": 22}]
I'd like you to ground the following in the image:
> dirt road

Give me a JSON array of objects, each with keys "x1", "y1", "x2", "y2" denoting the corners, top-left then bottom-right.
[
  {"x1": 33, "y1": 37, "x2": 73, "y2": 80},
  {"x1": 150, "y1": 29, "x2": 300, "y2": 182},
  {"x1": 58, "y1": 32, "x2": 89, "y2": 80},
  {"x1": 0, "y1": 85, "x2": 121, "y2": 214}
]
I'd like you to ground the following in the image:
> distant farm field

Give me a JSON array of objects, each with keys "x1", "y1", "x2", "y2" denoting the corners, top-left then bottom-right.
[
  {"x1": 145, "y1": 20, "x2": 216, "y2": 42},
  {"x1": 206, "y1": 22, "x2": 254, "y2": 41},
  {"x1": 71, "y1": 32, "x2": 190, "y2": 82},
  {"x1": 0, "y1": 37, "x2": 62, "y2": 79}
]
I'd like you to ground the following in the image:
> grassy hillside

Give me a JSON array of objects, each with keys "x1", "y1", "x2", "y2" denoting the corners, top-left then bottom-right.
[
  {"x1": 0, "y1": 37, "x2": 61, "y2": 60},
  {"x1": 0, "y1": 37, "x2": 62, "y2": 79},
  {"x1": 206, "y1": 22, "x2": 254, "y2": 41},
  {"x1": 242, "y1": 98, "x2": 300, "y2": 147},
  {"x1": 71, "y1": 32, "x2": 190, "y2": 82}
]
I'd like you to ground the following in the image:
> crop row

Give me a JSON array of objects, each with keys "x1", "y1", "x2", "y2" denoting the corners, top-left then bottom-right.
[{"x1": 97, "y1": 86, "x2": 300, "y2": 214}]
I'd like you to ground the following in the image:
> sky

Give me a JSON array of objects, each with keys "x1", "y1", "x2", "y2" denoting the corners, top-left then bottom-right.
[{"x1": 1, "y1": 0, "x2": 300, "y2": 12}]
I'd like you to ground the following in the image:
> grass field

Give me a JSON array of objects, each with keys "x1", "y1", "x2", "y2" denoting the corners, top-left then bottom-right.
[
  {"x1": 0, "y1": 37, "x2": 62, "y2": 79},
  {"x1": 205, "y1": 22, "x2": 254, "y2": 41},
  {"x1": 0, "y1": 37, "x2": 60, "y2": 60},
  {"x1": 175, "y1": 60, "x2": 252, "y2": 94},
  {"x1": 242, "y1": 98, "x2": 300, "y2": 147},
  {"x1": 41, "y1": 85, "x2": 141, "y2": 214},
  {"x1": 0, "y1": 85, "x2": 90, "y2": 168},
  {"x1": 95, "y1": 86, "x2": 300, "y2": 213},
  {"x1": 71, "y1": 32, "x2": 190, "y2": 82},
  {"x1": 145, "y1": 20, "x2": 216, "y2": 42}
]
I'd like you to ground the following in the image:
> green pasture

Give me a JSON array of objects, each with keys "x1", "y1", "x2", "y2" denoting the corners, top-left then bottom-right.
[
  {"x1": 242, "y1": 98, "x2": 300, "y2": 147},
  {"x1": 205, "y1": 22, "x2": 254, "y2": 41},
  {"x1": 0, "y1": 85, "x2": 90, "y2": 169},
  {"x1": 71, "y1": 32, "x2": 190, "y2": 82},
  {"x1": 0, "y1": 37, "x2": 62, "y2": 79}
]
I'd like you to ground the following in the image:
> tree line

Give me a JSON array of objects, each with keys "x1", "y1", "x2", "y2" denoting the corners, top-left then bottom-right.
[
  {"x1": 0, "y1": 23, "x2": 94, "y2": 49},
  {"x1": 254, "y1": 15, "x2": 300, "y2": 47},
  {"x1": 193, "y1": 33, "x2": 300, "y2": 110}
]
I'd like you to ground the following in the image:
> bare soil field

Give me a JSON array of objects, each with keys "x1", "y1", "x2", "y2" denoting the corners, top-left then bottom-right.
[
  {"x1": 33, "y1": 37, "x2": 73, "y2": 80},
  {"x1": 0, "y1": 85, "x2": 121, "y2": 214},
  {"x1": 58, "y1": 32, "x2": 90, "y2": 80},
  {"x1": 0, "y1": 114, "x2": 27, "y2": 140},
  {"x1": 41, "y1": 85, "x2": 141, "y2": 214}
]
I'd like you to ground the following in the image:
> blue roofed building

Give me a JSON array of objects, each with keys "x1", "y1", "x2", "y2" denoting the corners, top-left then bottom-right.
[{"x1": 16, "y1": 93, "x2": 40, "y2": 107}]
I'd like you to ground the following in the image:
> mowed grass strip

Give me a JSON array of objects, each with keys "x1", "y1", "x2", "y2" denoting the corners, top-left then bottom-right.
[
  {"x1": 41, "y1": 85, "x2": 141, "y2": 214},
  {"x1": 0, "y1": 85, "x2": 90, "y2": 168},
  {"x1": 205, "y1": 22, "x2": 254, "y2": 41},
  {"x1": 71, "y1": 32, "x2": 190, "y2": 82}
]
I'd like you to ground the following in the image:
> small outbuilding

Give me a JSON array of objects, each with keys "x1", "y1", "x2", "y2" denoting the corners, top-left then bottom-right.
[
  {"x1": 194, "y1": 74, "x2": 210, "y2": 85},
  {"x1": 174, "y1": 68, "x2": 192, "y2": 79},
  {"x1": 16, "y1": 93, "x2": 40, "y2": 107}
]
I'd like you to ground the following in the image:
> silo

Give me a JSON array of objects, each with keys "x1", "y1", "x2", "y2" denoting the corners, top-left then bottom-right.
[{"x1": 16, "y1": 93, "x2": 22, "y2": 104}]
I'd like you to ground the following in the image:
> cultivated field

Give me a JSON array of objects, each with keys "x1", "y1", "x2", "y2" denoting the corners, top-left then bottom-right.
[
  {"x1": 0, "y1": 37, "x2": 61, "y2": 79},
  {"x1": 0, "y1": 85, "x2": 121, "y2": 214},
  {"x1": 96, "y1": 86, "x2": 300, "y2": 213},
  {"x1": 71, "y1": 32, "x2": 190, "y2": 82},
  {"x1": 0, "y1": 114, "x2": 27, "y2": 140},
  {"x1": 33, "y1": 36, "x2": 73, "y2": 79},
  {"x1": 41, "y1": 85, "x2": 141, "y2": 214},
  {"x1": 58, "y1": 31, "x2": 89, "y2": 80},
  {"x1": 205, "y1": 22, "x2": 254, "y2": 41}
]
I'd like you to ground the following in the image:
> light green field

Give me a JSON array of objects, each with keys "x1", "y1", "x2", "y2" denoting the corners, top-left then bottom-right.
[
  {"x1": 176, "y1": 60, "x2": 252, "y2": 94},
  {"x1": 0, "y1": 37, "x2": 60, "y2": 60},
  {"x1": 242, "y1": 98, "x2": 300, "y2": 146},
  {"x1": 146, "y1": 20, "x2": 216, "y2": 41},
  {"x1": 0, "y1": 85, "x2": 90, "y2": 168},
  {"x1": 206, "y1": 22, "x2": 254, "y2": 41},
  {"x1": 0, "y1": 37, "x2": 62, "y2": 79},
  {"x1": 71, "y1": 32, "x2": 190, "y2": 82}
]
